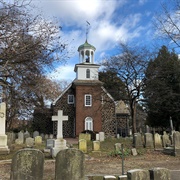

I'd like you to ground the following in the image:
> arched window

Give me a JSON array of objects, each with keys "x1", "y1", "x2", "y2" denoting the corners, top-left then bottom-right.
[
  {"x1": 86, "y1": 69, "x2": 90, "y2": 78},
  {"x1": 85, "y1": 117, "x2": 93, "y2": 131}
]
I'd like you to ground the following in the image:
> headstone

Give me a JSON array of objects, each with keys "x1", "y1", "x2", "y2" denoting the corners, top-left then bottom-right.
[
  {"x1": 45, "y1": 134, "x2": 49, "y2": 140},
  {"x1": 25, "y1": 137, "x2": 34, "y2": 147},
  {"x1": 118, "y1": 175, "x2": 127, "y2": 180},
  {"x1": 79, "y1": 139, "x2": 87, "y2": 153},
  {"x1": 103, "y1": 175, "x2": 116, "y2": 179},
  {"x1": 10, "y1": 149, "x2": 44, "y2": 180},
  {"x1": 131, "y1": 148, "x2": 137, "y2": 156},
  {"x1": 96, "y1": 134, "x2": 100, "y2": 141},
  {"x1": 33, "y1": 131, "x2": 39, "y2": 138},
  {"x1": 154, "y1": 133, "x2": 163, "y2": 150},
  {"x1": 133, "y1": 133, "x2": 143, "y2": 148},
  {"x1": 99, "y1": 132, "x2": 105, "y2": 142},
  {"x1": 40, "y1": 133, "x2": 45, "y2": 140},
  {"x1": 7, "y1": 132, "x2": 16, "y2": 145},
  {"x1": 173, "y1": 131, "x2": 180, "y2": 156},
  {"x1": 162, "y1": 131, "x2": 171, "y2": 147},
  {"x1": 18, "y1": 131, "x2": 24, "y2": 144},
  {"x1": 144, "y1": 133, "x2": 154, "y2": 148},
  {"x1": 35, "y1": 136, "x2": 42, "y2": 145},
  {"x1": 49, "y1": 134, "x2": 53, "y2": 139},
  {"x1": 24, "y1": 130, "x2": 30, "y2": 140},
  {"x1": 127, "y1": 169, "x2": 150, "y2": 180},
  {"x1": 55, "y1": 149, "x2": 85, "y2": 180},
  {"x1": 0, "y1": 102, "x2": 9, "y2": 154},
  {"x1": 149, "y1": 167, "x2": 170, "y2": 180},
  {"x1": 79, "y1": 133, "x2": 91, "y2": 141},
  {"x1": 51, "y1": 110, "x2": 68, "y2": 158},
  {"x1": 117, "y1": 134, "x2": 120, "y2": 139},
  {"x1": 46, "y1": 139, "x2": 54, "y2": 149},
  {"x1": 93, "y1": 141, "x2": 100, "y2": 151},
  {"x1": 146, "y1": 125, "x2": 150, "y2": 133},
  {"x1": 114, "y1": 143, "x2": 121, "y2": 151}
]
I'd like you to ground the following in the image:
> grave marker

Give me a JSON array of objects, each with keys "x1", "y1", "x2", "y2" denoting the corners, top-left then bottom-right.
[
  {"x1": 55, "y1": 149, "x2": 85, "y2": 180},
  {"x1": 10, "y1": 149, "x2": 44, "y2": 180}
]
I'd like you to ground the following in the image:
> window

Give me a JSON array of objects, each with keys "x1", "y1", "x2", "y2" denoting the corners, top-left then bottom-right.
[
  {"x1": 68, "y1": 95, "x2": 74, "y2": 104},
  {"x1": 85, "y1": 94, "x2": 92, "y2": 106},
  {"x1": 86, "y1": 69, "x2": 90, "y2": 78},
  {"x1": 85, "y1": 117, "x2": 93, "y2": 131}
]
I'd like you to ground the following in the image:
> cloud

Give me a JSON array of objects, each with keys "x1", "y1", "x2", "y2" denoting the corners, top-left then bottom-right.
[{"x1": 47, "y1": 65, "x2": 76, "y2": 81}]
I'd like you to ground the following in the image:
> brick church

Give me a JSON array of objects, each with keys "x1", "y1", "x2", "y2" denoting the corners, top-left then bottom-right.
[{"x1": 52, "y1": 40, "x2": 129, "y2": 138}]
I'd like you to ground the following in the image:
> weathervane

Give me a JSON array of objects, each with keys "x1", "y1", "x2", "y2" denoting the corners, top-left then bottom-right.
[{"x1": 86, "y1": 21, "x2": 90, "y2": 41}]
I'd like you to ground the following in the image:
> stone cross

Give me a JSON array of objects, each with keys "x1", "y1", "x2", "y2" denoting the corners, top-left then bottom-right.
[{"x1": 52, "y1": 110, "x2": 68, "y2": 139}]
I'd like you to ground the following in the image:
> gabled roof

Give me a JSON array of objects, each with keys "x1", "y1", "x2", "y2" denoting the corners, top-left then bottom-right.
[{"x1": 52, "y1": 83, "x2": 73, "y2": 105}]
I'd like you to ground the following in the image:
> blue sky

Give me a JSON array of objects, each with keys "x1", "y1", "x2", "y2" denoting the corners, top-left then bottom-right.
[{"x1": 31, "y1": 0, "x2": 168, "y2": 82}]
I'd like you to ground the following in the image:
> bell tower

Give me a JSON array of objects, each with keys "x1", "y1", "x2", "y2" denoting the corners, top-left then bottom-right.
[{"x1": 74, "y1": 40, "x2": 100, "y2": 80}]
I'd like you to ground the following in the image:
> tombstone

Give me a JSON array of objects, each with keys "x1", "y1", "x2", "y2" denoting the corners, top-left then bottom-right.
[
  {"x1": 96, "y1": 133, "x2": 100, "y2": 141},
  {"x1": 149, "y1": 167, "x2": 170, "y2": 180},
  {"x1": 99, "y1": 132, "x2": 105, "y2": 142},
  {"x1": 35, "y1": 136, "x2": 42, "y2": 145},
  {"x1": 144, "y1": 133, "x2": 154, "y2": 148},
  {"x1": 49, "y1": 134, "x2": 54, "y2": 139},
  {"x1": 10, "y1": 149, "x2": 44, "y2": 180},
  {"x1": 24, "y1": 130, "x2": 30, "y2": 140},
  {"x1": 79, "y1": 133, "x2": 91, "y2": 141},
  {"x1": 25, "y1": 137, "x2": 34, "y2": 147},
  {"x1": 103, "y1": 175, "x2": 116, "y2": 179},
  {"x1": 40, "y1": 133, "x2": 45, "y2": 140},
  {"x1": 18, "y1": 131, "x2": 24, "y2": 143},
  {"x1": 93, "y1": 141, "x2": 100, "y2": 152},
  {"x1": 162, "y1": 131, "x2": 171, "y2": 147},
  {"x1": 173, "y1": 131, "x2": 180, "y2": 156},
  {"x1": 146, "y1": 125, "x2": 150, "y2": 133},
  {"x1": 44, "y1": 134, "x2": 49, "y2": 140},
  {"x1": 51, "y1": 110, "x2": 68, "y2": 158},
  {"x1": 133, "y1": 133, "x2": 143, "y2": 148},
  {"x1": 0, "y1": 102, "x2": 10, "y2": 154},
  {"x1": 55, "y1": 149, "x2": 85, "y2": 180},
  {"x1": 127, "y1": 169, "x2": 150, "y2": 180},
  {"x1": 118, "y1": 175, "x2": 127, "y2": 180},
  {"x1": 117, "y1": 134, "x2": 120, "y2": 139},
  {"x1": 131, "y1": 148, "x2": 137, "y2": 156},
  {"x1": 114, "y1": 143, "x2": 121, "y2": 151},
  {"x1": 154, "y1": 133, "x2": 163, "y2": 150},
  {"x1": 79, "y1": 139, "x2": 87, "y2": 153},
  {"x1": 33, "y1": 131, "x2": 39, "y2": 138},
  {"x1": 7, "y1": 132, "x2": 16, "y2": 145},
  {"x1": 46, "y1": 139, "x2": 55, "y2": 149}
]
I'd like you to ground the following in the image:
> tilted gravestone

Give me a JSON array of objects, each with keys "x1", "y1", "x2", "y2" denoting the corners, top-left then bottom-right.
[
  {"x1": 10, "y1": 149, "x2": 44, "y2": 180},
  {"x1": 154, "y1": 133, "x2": 163, "y2": 150},
  {"x1": 55, "y1": 149, "x2": 85, "y2": 180}
]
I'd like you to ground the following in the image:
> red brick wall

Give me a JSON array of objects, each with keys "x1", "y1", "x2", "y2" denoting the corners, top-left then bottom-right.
[{"x1": 75, "y1": 84, "x2": 102, "y2": 136}]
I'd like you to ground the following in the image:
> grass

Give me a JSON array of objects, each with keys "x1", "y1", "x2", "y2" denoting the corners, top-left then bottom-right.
[{"x1": 0, "y1": 136, "x2": 145, "y2": 160}]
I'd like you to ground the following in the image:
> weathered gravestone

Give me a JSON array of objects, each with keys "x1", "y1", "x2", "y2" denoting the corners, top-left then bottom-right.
[
  {"x1": 154, "y1": 133, "x2": 163, "y2": 150},
  {"x1": 33, "y1": 131, "x2": 39, "y2": 138},
  {"x1": 15, "y1": 131, "x2": 24, "y2": 145},
  {"x1": 118, "y1": 175, "x2": 127, "y2": 180},
  {"x1": 7, "y1": 132, "x2": 16, "y2": 146},
  {"x1": 93, "y1": 141, "x2": 100, "y2": 152},
  {"x1": 173, "y1": 131, "x2": 180, "y2": 156},
  {"x1": 79, "y1": 139, "x2": 87, "y2": 153},
  {"x1": 149, "y1": 167, "x2": 170, "y2": 180},
  {"x1": 114, "y1": 143, "x2": 121, "y2": 151},
  {"x1": 35, "y1": 136, "x2": 42, "y2": 145},
  {"x1": 10, "y1": 149, "x2": 44, "y2": 180},
  {"x1": 162, "y1": 131, "x2": 171, "y2": 147},
  {"x1": 144, "y1": 133, "x2": 154, "y2": 148},
  {"x1": 131, "y1": 148, "x2": 137, "y2": 156},
  {"x1": 55, "y1": 149, "x2": 85, "y2": 180},
  {"x1": 133, "y1": 133, "x2": 143, "y2": 148},
  {"x1": 24, "y1": 130, "x2": 30, "y2": 140},
  {"x1": 25, "y1": 137, "x2": 34, "y2": 147},
  {"x1": 46, "y1": 139, "x2": 54, "y2": 149},
  {"x1": 127, "y1": 169, "x2": 150, "y2": 180},
  {"x1": 79, "y1": 133, "x2": 91, "y2": 141},
  {"x1": 99, "y1": 132, "x2": 105, "y2": 142},
  {"x1": 0, "y1": 102, "x2": 9, "y2": 154}
]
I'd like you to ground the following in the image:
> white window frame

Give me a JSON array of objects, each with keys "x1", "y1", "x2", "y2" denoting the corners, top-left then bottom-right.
[
  {"x1": 68, "y1": 95, "x2": 74, "y2": 104},
  {"x1": 85, "y1": 94, "x2": 92, "y2": 106},
  {"x1": 85, "y1": 117, "x2": 93, "y2": 131}
]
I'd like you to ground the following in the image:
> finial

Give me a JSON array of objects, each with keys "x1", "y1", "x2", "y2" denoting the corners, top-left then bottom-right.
[{"x1": 86, "y1": 21, "x2": 90, "y2": 41}]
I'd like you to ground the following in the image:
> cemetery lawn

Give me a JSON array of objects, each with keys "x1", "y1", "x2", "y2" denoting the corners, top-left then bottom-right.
[{"x1": 0, "y1": 137, "x2": 180, "y2": 179}]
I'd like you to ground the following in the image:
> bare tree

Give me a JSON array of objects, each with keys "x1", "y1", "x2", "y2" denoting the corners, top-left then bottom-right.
[
  {"x1": 102, "y1": 43, "x2": 149, "y2": 134},
  {"x1": 0, "y1": 0, "x2": 69, "y2": 129},
  {"x1": 155, "y1": 0, "x2": 180, "y2": 48}
]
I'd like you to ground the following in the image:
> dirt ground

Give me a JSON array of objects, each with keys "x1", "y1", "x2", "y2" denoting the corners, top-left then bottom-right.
[{"x1": 0, "y1": 150, "x2": 180, "y2": 180}]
